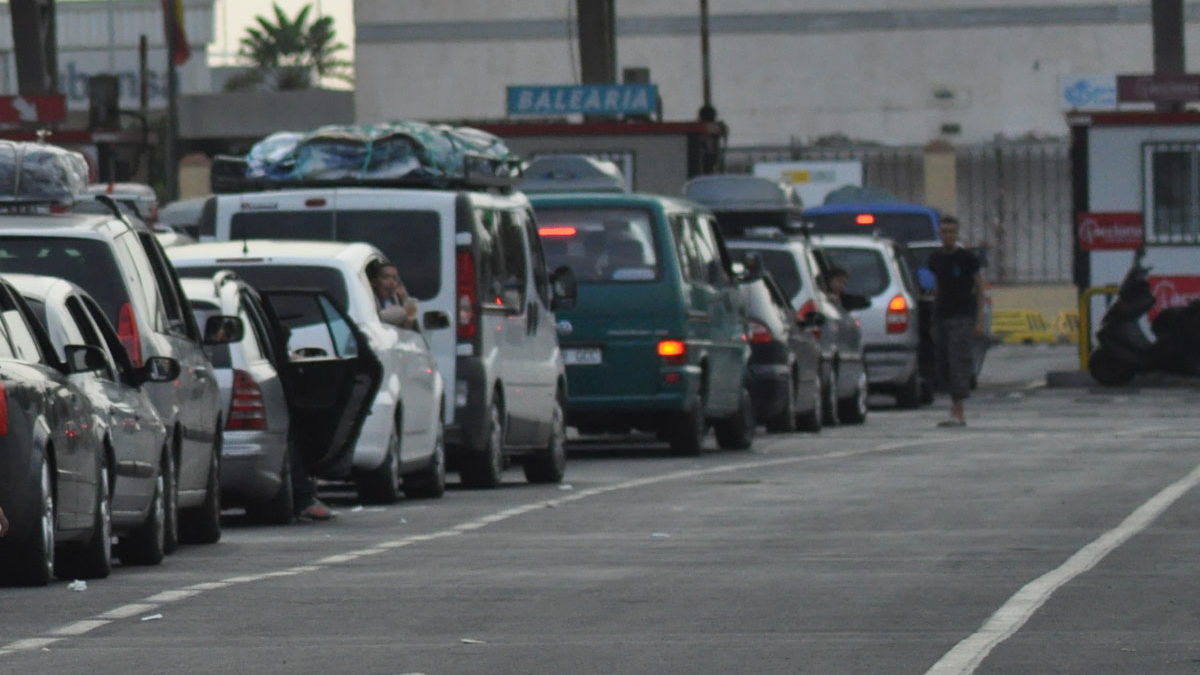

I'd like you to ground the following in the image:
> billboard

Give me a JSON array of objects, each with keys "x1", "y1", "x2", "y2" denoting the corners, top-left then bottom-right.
[{"x1": 753, "y1": 160, "x2": 862, "y2": 208}]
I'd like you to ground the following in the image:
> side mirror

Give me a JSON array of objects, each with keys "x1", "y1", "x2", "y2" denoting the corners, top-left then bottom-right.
[
  {"x1": 139, "y1": 356, "x2": 181, "y2": 384},
  {"x1": 736, "y1": 253, "x2": 764, "y2": 283},
  {"x1": 841, "y1": 293, "x2": 871, "y2": 311},
  {"x1": 204, "y1": 315, "x2": 244, "y2": 344},
  {"x1": 550, "y1": 265, "x2": 578, "y2": 311},
  {"x1": 422, "y1": 310, "x2": 451, "y2": 331},
  {"x1": 64, "y1": 344, "x2": 111, "y2": 376}
]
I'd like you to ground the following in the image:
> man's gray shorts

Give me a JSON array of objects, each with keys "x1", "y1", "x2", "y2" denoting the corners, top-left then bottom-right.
[{"x1": 934, "y1": 316, "x2": 974, "y2": 399}]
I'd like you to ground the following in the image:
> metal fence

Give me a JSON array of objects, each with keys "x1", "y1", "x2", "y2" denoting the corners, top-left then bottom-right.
[{"x1": 724, "y1": 139, "x2": 1073, "y2": 284}]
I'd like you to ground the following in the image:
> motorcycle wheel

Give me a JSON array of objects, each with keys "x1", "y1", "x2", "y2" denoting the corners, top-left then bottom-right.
[{"x1": 1088, "y1": 348, "x2": 1137, "y2": 386}]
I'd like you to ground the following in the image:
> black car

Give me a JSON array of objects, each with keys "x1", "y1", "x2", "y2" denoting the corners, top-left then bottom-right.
[
  {"x1": 0, "y1": 276, "x2": 110, "y2": 585},
  {"x1": 740, "y1": 273, "x2": 825, "y2": 432},
  {"x1": 12, "y1": 274, "x2": 184, "y2": 566}
]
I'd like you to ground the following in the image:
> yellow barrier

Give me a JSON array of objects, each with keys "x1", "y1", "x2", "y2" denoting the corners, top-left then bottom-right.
[{"x1": 1078, "y1": 285, "x2": 1118, "y2": 371}]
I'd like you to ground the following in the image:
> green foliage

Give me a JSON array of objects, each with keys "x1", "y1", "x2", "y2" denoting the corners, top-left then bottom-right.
[{"x1": 225, "y1": 2, "x2": 352, "y2": 92}]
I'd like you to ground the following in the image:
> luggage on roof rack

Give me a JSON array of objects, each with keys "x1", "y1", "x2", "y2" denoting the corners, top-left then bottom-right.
[
  {"x1": 0, "y1": 140, "x2": 89, "y2": 205},
  {"x1": 210, "y1": 120, "x2": 522, "y2": 194}
]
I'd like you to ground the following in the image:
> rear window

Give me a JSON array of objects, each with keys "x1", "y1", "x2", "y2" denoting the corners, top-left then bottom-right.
[
  {"x1": 0, "y1": 237, "x2": 129, "y2": 325},
  {"x1": 711, "y1": 211, "x2": 800, "y2": 239},
  {"x1": 176, "y1": 264, "x2": 349, "y2": 313},
  {"x1": 804, "y1": 212, "x2": 936, "y2": 244},
  {"x1": 729, "y1": 247, "x2": 802, "y2": 300},
  {"x1": 534, "y1": 207, "x2": 660, "y2": 283},
  {"x1": 229, "y1": 209, "x2": 441, "y2": 301},
  {"x1": 821, "y1": 247, "x2": 890, "y2": 297}
]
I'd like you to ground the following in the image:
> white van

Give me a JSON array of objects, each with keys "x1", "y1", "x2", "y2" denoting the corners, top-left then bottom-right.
[{"x1": 196, "y1": 184, "x2": 576, "y2": 487}]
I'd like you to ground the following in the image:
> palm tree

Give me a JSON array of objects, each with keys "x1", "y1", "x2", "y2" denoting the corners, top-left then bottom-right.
[{"x1": 224, "y1": 3, "x2": 352, "y2": 92}]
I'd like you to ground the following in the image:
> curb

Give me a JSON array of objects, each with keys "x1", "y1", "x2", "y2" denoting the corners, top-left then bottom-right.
[{"x1": 1046, "y1": 369, "x2": 1200, "y2": 390}]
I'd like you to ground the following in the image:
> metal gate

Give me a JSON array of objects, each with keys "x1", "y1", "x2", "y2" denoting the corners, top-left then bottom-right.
[{"x1": 724, "y1": 139, "x2": 1073, "y2": 283}]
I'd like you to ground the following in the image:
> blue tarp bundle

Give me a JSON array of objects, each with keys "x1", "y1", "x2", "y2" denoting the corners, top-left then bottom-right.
[
  {"x1": 242, "y1": 120, "x2": 516, "y2": 184},
  {"x1": 0, "y1": 141, "x2": 89, "y2": 202}
]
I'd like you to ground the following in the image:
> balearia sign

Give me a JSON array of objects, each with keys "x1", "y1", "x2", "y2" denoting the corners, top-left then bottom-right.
[{"x1": 506, "y1": 84, "x2": 658, "y2": 117}]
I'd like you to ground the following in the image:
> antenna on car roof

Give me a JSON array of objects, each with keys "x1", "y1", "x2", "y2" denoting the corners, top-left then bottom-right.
[{"x1": 243, "y1": 237, "x2": 249, "y2": 255}]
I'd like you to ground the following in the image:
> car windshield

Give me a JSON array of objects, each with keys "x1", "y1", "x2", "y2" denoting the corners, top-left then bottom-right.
[
  {"x1": 821, "y1": 246, "x2": 890, "y2": 297},
  {"x1": 229, "y1": 209, "x2": 441, "y2": 301},
  {"x1": 534, "y1": 207, "x2": 660, "y2": 283},
  {"x1": 176, "y1": 264, "x2": 349, "y2": 314},
  {"x1": 0, "y1": 237, "x2": 129, "y2": 325},
  {"x1": 804, "y1": 212, "x2": 936, "y2": 244},
  {"x1": 729, "y1": 247, "x2": 803, "y2": 299}
]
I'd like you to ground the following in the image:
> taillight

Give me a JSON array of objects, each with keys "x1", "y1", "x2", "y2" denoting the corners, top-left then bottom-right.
[
  {"x1": 747, "y1": 320, "x2": 772, "y2": 344},
  {"x1": 0, "y1": 381, "x2": 8, "y2": 436},
  {"x1": 456, "y1": 250, "x2": 477, "y2": 339},
  {"x1": 657, "y1": 339, "x2": 687, "y2": 366},
  {"x1": 226, "y1": 369, "x2": 266, "y2": 430},
  {"x1": 795, "y1": 299, "x2": 816, "y2": 323},
  {"x1": 117, "y1": 302, "x2": 142, "y2": 367},
  {"x1": 886, "y1": 294, "x2": 909, "y2": 333}
]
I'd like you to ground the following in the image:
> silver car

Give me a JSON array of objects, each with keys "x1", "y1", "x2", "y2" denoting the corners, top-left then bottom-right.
[{"x1": 811, "y1": 234, "x2": 925, "y2": 408}]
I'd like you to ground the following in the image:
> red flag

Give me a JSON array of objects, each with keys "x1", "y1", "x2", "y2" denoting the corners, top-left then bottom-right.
[{"x1": 162, "y1": 0, "x2": 191, "y2": 66}]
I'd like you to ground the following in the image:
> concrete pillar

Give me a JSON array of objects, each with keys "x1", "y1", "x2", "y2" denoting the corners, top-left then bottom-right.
[
  {"x1": 923, "y1": 139, "x2": 957, "y2": 216},
  {"x1": 178, "y1": 153, "x2": 211, "y2": 199}
]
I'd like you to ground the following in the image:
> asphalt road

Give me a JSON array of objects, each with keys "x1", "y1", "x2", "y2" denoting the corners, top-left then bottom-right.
[{"x1": 3, "y1": 348, "x2": 1199, "y2": 675}]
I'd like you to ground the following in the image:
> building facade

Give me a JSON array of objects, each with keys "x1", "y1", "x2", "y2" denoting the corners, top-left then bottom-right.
[{"x1": 354, "y1": 0, "x2": 1200, "y2": 146}]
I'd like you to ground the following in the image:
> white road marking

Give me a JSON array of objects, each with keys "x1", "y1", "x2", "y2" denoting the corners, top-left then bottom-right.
[
  {"x1": 926, "y1": 460, "x2": 1200, "y2": 675},
  {"x1": 143, "y1": 589, "x2": 200, "y2": 603},
  {"x1": 97, "y1": 604, "x2": 159, "y2": 620},
  {"x1": 51, "y1": 620, "x2": 109, "y2": 636}
]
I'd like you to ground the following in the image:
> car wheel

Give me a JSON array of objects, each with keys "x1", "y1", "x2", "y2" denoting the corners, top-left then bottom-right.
[
  {"x1": 357, "y1": 420, "x2": 403, "y2": 504},
  {"x1": 247, "y1": 450, "x2": 295, "y2": 525},
  {"x1": 714, "y1": 386, "x2": 756, "y2": 450},
  {"x1": 405, "y1": 420, "x2": 448, "y2": 498},
  {"x1": 895, "y1": 372, "x2": 922, "y2": 409},
  {"x1": 57, "y1": 455, "x2": 113, "y2": 580},
  {"x1": 920, "y1": 377, "x2": 936, "y2": 406},
  {"x1": 162, "y1": 446, "x2": 179, "y2": 554},
  {"x1": 795, "y1": 375, "x2": 823, "y2": 433},
  {"x1": 180, "y1": 443, "x2": 221, "y2": 545},
  {"x1": 459, "y1": 398, "x2": 505, "y2": 488},
  {"x1": 8, "y1": 457, "x2": 56, "y2": 586},
  {"x1": 765, "y1": 373, "x2": 798, "y2": 433},
  {"x1": 1089, "y1": 348, "x2": 1137, "y2": 386},
  {"x1": 118, "y1": 458, "x2": 166, "y2": 566},
  {"x1": 838, "y1": 370, "x2": 869, "y2": 424},
  {"x1": 524, "y1": 398, "x2": 567, "y2": 484},
  {"x1": 668, "y1": 393, "x2": 706, "y2": 456},
  {"x1": 822, "y1": 366, "x2": 841, "y2": 427}
]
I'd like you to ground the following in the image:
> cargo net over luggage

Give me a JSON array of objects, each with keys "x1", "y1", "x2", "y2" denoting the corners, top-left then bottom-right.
[
  {"x1": 0, "y1": 140, "x2": 90, "y2": 208},
  {"x1": 211, "y1": 120, "x2": 522, "y2": 193}
]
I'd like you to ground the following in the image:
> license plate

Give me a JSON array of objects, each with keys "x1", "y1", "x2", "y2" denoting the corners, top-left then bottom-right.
[{"x1": 562, "y1": 347, "x2": 602, "y2": 365}]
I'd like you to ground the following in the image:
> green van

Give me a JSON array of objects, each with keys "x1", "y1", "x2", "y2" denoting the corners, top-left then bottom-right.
[{"x1": 529, "y1": 192, "x2": 755, "y2": 455}]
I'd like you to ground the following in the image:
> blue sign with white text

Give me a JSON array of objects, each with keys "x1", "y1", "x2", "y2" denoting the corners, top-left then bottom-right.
[{"x1": 507, "y1": 84, "x2": 658, "y2": 117}]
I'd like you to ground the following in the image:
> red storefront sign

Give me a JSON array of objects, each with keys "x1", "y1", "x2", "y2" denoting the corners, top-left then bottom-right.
[
  {"x1": 1077, "y1": 212, "x2": 1143, "y2": 251},
  {"x1": 0, "y1": 95, "x2": 66, "y2": 124},
  {"x1": 1149, "y1": 275, "x2": 1200, "y2": 319}
]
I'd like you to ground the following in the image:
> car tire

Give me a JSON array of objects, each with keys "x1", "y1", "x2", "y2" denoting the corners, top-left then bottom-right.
[
  {"x1": 1089, "y1": 348, "x2": 1137, "y2": 386},
  {"x1": 838, "y1": 371, "x2": 869, "y2": 424},
  {"x1": 57, "y1": 456, "x2": 113, "y2": 580},
  {"x1": 117, "y1": 458, "x2": 166, "y2": 566},
  {"x1": 795, "y1": 376, "x2": 823, "y2": 433},
  {"x1": 895, "y1": 373, "x2": 922, "y2": 409},
  {"x1": 523, "y1": 398, "x2": 567, "y2": 484},
  {"x1": 404, "y1": 420, "x2": 447, "y2": 498},
  {"x1": 714, "y1": 386, "x2": 755, "y2": 450},
  {"x1": 247, "y1": 450, "x2": 295, "y2": 525},
  {"x1": 822, "y1": 366, "x2": 841, "y2": 427},
  {"x1": 7, "y1": 456, "x2": 56, "y2": 586},
  {"x1": 668, "y1": 394, "x2": 706, "y2": 456},
  {"x1": 920, "y1": 377, "x2": 936, "y2": 406},
  {"x1": 765, "y1": 373, "x2": 798, "y2": 433},
  {"x1": 357, "y1": 421, "x2": 403, "y2": 504},
  {"x1": 180, "y1": 444, "x2": 222, "y2": 545},
  {"x1": 459, "y1": 398, "x2": 506, "y2": 489},
  {"x1": 162, "y1": 446, "x2": 179, "y2": 554}
]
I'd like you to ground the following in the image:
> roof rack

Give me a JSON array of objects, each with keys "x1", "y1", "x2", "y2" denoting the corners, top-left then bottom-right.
[{"x1": 210, "y1": 152, "x2": 521, "y2": 194}]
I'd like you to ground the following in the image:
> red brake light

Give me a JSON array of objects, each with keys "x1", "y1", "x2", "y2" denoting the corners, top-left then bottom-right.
[
  {"x1": 886, "y1": 294, "x2": 909, "y2": 333},
  {"x1": 226, "y1": 369, "x2": 266, "y2": 431},
  {"x1": 856, "y1": 213, "x2": 876, "y2": 225},
  {"x1": 538, "y1": 226, "x2": 577, "y2": 237},
  {"x1": 795, "y1": 299, "x2": 816, "y2": 323},
  {"x1": 0, "y1": 381, "x2": 7, "y2": 436},
  {"x1": 456, "y1": 250, "x2": 478, "y2": 339},
  {"x1": 747, "y1": 320, "x2": 773, "y2": 344},
  {"x1": 305, "y1": 198, "x2": 327, "y2": 207},
  {"x1": 117, "y1": 302, "x2": 142, "y2": 367},
  {"x1": 657, "y1": 340, "x2": 687, "y2": 365}
]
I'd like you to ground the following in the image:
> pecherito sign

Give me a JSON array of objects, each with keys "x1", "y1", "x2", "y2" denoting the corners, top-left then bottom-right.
[{"x1": 1077, "y1": 212, "x2": 1143, "y2": 251}]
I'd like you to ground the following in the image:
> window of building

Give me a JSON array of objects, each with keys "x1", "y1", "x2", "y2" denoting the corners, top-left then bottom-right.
[{"x1": 1144, "y1": 142, "x2": 1200, "y2": 244}]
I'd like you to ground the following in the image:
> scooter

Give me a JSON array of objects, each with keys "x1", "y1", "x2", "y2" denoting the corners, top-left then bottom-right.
[{"x1": 1089, "y1": 246, "x2": 1200, "y2": 385}]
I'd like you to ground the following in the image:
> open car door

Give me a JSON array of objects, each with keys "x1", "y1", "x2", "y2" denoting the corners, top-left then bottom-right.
[{"x1": 258, "y1": 289, "x2": 382, "y2": 476}]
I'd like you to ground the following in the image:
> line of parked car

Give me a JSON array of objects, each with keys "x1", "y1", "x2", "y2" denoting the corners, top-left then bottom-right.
[{"x1": 0, "y1": 140, "x2": 983, "y2": 588}]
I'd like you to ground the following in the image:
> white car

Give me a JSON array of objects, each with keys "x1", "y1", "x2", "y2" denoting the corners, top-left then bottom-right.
[{"x1": 167, "y1": 240, "x2": 447, "y2": 503}]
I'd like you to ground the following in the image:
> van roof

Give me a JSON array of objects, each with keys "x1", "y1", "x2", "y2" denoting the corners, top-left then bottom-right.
[
  {"x1": 682, "y1": 174, "x2": 803, "y2": 212},
  {"x1": 804, "y1": 201, "x2": 939, "y2": 217},
  {"x1": 527, "y1": 191, "x2": 707, "y2": 213}
]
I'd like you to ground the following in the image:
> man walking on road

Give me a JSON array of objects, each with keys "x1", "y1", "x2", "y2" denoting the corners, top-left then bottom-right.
[{"x1": 927, "y1": 215, "x2": 985, "y2": 427}]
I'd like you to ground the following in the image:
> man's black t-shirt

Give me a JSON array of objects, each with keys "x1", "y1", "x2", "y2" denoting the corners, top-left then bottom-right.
[{"x1": 927, "y1": 246, "x2": 980, "y2": 318}]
